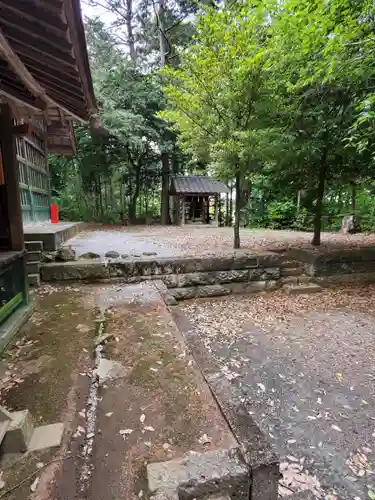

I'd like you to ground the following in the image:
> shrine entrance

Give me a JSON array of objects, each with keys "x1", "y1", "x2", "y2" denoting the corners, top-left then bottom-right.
[{"x1": 169, "y1": 175, "x2": 229, "y2": 226}]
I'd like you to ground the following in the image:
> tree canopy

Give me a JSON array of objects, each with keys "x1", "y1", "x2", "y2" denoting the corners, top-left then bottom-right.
[{"x1": 50, "y1": 0, "x2": 375, "y2": 247}]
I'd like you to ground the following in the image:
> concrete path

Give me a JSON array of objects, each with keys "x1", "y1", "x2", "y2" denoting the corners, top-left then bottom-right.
[{"x1": 182, "y1": 288, "x2": 375, "y2": 500}]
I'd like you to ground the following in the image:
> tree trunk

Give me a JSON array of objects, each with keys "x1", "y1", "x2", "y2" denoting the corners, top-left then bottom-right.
[
  {"x1": 129, "y1": 166, "x2": 141, "y2": 222},
  {"x1": 158, "y1": 0, "x2": 167, "y2": 66},
  {"x1": 125, "y1": 0, "x2": 136, "y2": 63},
  {"x1": 158, "y1": 0, "x2": 170, "y2": 225},
  {"x1": 312, "y1": 156, "x2": 327, "y2": 246},
  {"x1": 225, "y1": 191, "x2": 229, "y2": 226},
  {"x1": 351, "y1": 182, "x2": 356, "y2": 215},
  {"x1": 160, "y1": 152, "x2": 170, "y2": 225},
  {"x1": 234, "y1": 170, "x2": 241, "y2": 249},
  {"x1": 229, "y1": 181, "x2": 233, "y2": 227},
  {"x1": 296, "y1": 190, "x2": 301, "y2": 215}
]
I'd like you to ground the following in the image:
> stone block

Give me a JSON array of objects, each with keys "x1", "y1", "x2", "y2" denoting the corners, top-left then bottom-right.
[
  {"x1": 147, "y1": 449, "x2": 249, "y2": 500},
  {"x1": 178, "y1": 272, "x2": 217, "y2": 288},
  {"x1": 28, "y1": 273, "x2": 40, "y2": 287},
  {"x1": 41, "y1": 262, "x2": 109, "y2": 281},
  {"x1": 285, "y1": 283, "x2": 322, "y2": 295},
  {"x1": 161, "y1": 274, "x2": 179, "y2": 288},
  {"x1": 257, "y1": 253, "x2": 282, "y2": 268},
  {"x1": 215, "y1": 270, "x2": 250, "y2": 283},
  {"x1": 195, "y1": 284, "x2": 230, "y2": 298},
  {"x1": 170, "y1": 288, "x2": 197, "y2": 300},
  {"x1": 28, "y1": 422, "x2": 64, "y2": 452},
  {"x1": 26, "y1": 251, "x2": 41, "y2": 263},
  {"x1": 280, "y1": 267, "x2": 303, "y2": 277},
  {"x1": 250, "y1": 463, "x2": 279, "y2": 500},
  {"x1": 2, "y1": 410, "x2": 34, "y2": 453},
  {"x1": 261, "y1": 268, "x2": 280, "y2": 280},
  {"x1": 108, "y1": 261, "x2": 134, "y2": 278},
  {"x1": 231, "y1": 255, "x2": 259, "y2": 270},
  {"x1": 26, "y1": 261, "x2": 40, "y2": 275},
  {"x1": 265, "y1": 280, "x2": 280, "y2": 290},
  {"x1": 25, "y1": 241, "x2": 43, "y2": 252},
  {"x1": 56, "y1": 246, "x2": 76, "y2": 262}
]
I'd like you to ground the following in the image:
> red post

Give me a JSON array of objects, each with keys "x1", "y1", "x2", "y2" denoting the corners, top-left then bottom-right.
[{"x1": 50, "y1": 203, "x2": 59, "y2": 224}]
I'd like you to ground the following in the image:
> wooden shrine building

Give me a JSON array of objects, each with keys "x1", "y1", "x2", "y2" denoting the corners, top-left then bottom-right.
[
  {"x1": 0, "y1": 0, "x2": 96, "y2": 344},
  {"x1": 170, "y1": 175, "x2": 229, "y2": 226}
]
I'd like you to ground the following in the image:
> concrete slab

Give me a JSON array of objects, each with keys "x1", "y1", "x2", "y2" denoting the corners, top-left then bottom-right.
[
  {"x1": 24, "y1": 222, "x2": 85, "y2": 251},
  {"x1": 147, "y1": 448, "x2": 248, "y2": 499},
  {"x1": 28, "y1": 422, "x2": 64, "y2": 452},
  {"x1": 2, "y1": 409, "x2": 34, "y2": 453}
]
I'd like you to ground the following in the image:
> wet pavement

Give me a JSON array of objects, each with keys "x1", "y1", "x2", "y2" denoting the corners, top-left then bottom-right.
[
  {"x1": 63, "y1": 225, "x2": 375, "y2": 259},
  {"x1": 182, "y1": 288, "x2": 375, "y2": 500}
]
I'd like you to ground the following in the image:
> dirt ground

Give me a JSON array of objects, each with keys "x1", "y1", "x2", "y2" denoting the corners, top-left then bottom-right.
[
  {"x1": 65, "y1": 225, "x2": 375, "y2": 259},
  {"x1": 182, "y1": 286, "x2": 375, "y2": 500},
  {"x1": 0, "y1": 282, "x2": 234, "y2": 500}
]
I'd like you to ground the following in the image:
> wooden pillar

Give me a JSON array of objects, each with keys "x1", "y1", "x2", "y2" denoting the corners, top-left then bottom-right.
[
  {"x1": 0, "y1": 104, "x2": 24, "y2": 251},
  {"x1": 180, "y1": 196, "x2": 185, "y2": 226},
  {"x1": 214, "y1": 194, "x2": 219, "y2": 226}
]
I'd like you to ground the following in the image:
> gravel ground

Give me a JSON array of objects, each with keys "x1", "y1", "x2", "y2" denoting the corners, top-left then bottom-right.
[
  {"x1": 182, "y1": 286, "x2": 375, "y2": 500},
  {"x1": 66, "y1": 225, "x2": 375, "y2": 258}
]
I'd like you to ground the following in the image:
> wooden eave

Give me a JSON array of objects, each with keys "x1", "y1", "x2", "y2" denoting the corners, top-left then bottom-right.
[{"x1": 0, "y1": 0, "x2": 97, "y2": 123}]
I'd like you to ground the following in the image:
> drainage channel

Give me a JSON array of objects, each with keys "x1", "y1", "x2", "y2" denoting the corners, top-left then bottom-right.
[{"x1": 77, "y1": 306, "x2": 106, "y2": 499}]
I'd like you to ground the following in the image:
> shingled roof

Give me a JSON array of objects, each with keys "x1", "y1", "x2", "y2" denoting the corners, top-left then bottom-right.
[{"x1": 170, "y1": 175, "x2": 229, "y2": 195}]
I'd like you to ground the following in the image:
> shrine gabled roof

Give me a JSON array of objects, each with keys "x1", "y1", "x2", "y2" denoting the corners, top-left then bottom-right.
[{"x1": 170, "y1": 175, "x2": 229, "y2": 195}]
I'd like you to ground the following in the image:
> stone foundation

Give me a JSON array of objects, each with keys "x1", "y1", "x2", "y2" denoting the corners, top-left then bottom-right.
[
  {"x1": 289, "y1": 247, "x2": 375, "y2": 284},
  {"x1": 41, "y1": 252, "x2": 300, "y2": 300}
]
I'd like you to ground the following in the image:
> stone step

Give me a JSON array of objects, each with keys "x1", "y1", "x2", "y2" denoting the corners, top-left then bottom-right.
[
  {"x1": 28, "y1": 273, "x2": 40, "y2": 287},
  {"x1": 25, "y1": 240, "x2": 43, "y2": 252},
  {"x1": 26, "y1": 250, "x2": 41, "y2": 263},
  {"x1": 285, "y1": 283, "x2": 322, "y2": 295},
  {"x1": 280, "y1": 267, "x2": 304, "y2": 277},
  {"x1": 147, "y1": 449, "x2": 249, "y2": 500},
  {"x1": 26, "y1": 261, "x2": 41, "y2": 275}
]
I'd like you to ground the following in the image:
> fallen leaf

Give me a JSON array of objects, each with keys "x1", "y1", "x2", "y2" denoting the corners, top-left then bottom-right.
[
  {"x1": 105, "y1": 412, "x2": 113, "y2": 417},
  {"x1": 144, "y1": 426, "x2": 155, "y2": 432},
  {"x1": 30, "y1": 477, "x2": 39, "y2": 492},
  {"x1": 198, "y1": 433, "x2": 212, "y2": 445},
  {"x1": 331, "y1": 424, "x2": 342, "y2": 432},
  {"x1": 119, "y1": 429, "x2": 133, "y2": 435},
  {"x1": 140, "y1": 414, "x2": 145, "y2": 423}
]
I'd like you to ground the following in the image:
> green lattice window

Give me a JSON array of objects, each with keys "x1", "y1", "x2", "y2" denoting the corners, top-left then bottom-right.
[{"x1": 17, "y1": 128, "x2": 50, "y2": 224}]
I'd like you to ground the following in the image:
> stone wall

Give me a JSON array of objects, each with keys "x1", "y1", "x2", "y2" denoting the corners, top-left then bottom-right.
[
  {"x1": 41, "y1": 252, "x2": 306, "y2": 300},
  {"x1": 289, "y1": 247, "x2": 375, "y2": 284}
]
